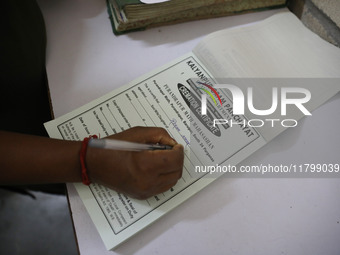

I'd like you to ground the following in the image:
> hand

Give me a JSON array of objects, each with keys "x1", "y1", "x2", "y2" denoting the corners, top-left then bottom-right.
[{"x1": 86, "y1": 127, "x2": 184, "y2": 199}]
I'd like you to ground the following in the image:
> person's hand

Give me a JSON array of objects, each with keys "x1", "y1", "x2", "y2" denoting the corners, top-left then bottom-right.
[{"x1": 86, "y1": 127, "x2": 184, "y2": 199}]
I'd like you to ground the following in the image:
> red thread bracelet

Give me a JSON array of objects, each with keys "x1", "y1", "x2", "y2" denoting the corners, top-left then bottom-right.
[{"x1": 80, "y1": 135, "x2": 98, "y2": 185}]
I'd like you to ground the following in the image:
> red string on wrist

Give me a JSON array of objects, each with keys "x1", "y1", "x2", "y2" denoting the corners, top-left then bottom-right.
[{"x1": 80, "y1": 135, "x2": 98, "y2": 185}]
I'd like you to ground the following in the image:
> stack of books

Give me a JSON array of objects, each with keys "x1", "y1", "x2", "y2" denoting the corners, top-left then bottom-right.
[{"x1": 108, "y1": 0, "x2": 287, "y2": 34}]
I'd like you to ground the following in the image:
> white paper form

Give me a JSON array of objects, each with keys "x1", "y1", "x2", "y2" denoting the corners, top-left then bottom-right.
[
  {"x1": 45, "y1": 53, "x2": 266, "y2": 249},
  {"x1": 45, "y1": 12, "x2": 340, "y2": 250}
]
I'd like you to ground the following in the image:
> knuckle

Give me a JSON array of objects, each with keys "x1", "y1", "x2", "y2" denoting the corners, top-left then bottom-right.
[
  {"x1": 159, "y1": 127, "x2": 168, "y2": 134},
  {"x1": 153, "y1": 127, "x2": 168, "y2": 136}
]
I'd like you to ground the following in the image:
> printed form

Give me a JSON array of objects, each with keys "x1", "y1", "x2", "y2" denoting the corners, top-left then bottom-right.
[
  {"x1": 45, "y1": 53, "x2": 265, "y2": 249},
  {"x1": 45, "y1": 12, "x2": 340, "y2": 249}
]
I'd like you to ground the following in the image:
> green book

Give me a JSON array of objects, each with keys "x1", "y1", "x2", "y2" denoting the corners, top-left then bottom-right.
[{"x1": 107, "y1": 0, "x2": 287, "y2": 34}]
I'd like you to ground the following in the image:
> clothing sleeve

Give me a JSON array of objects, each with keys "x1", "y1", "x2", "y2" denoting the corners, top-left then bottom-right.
[{"x1": 0, "y1": 0, "x2": 52, "y2": 136}]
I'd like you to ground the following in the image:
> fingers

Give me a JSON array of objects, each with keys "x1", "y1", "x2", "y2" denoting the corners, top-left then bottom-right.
[
  {"x1": 133, "y1": 171, "x2": 181, "y2": 200},
  {"x1": 94, "y1": 127, "x2": 185, "y2": 200},
  {"x1": 139, "y1": 127, "x2": 177, "y2": 146},
  {"x1": 126, "y1": 143, "x2": 183, "y2": 199},
  {"x1": 134, "y1": 143, "x2": 184, "y2": 175},
  {"x1": 110, "y1": 126, "x2": 178, "y2": 146},
  {"x1": 157, "y1": 143, "x2": 184, "y2": 174}
]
